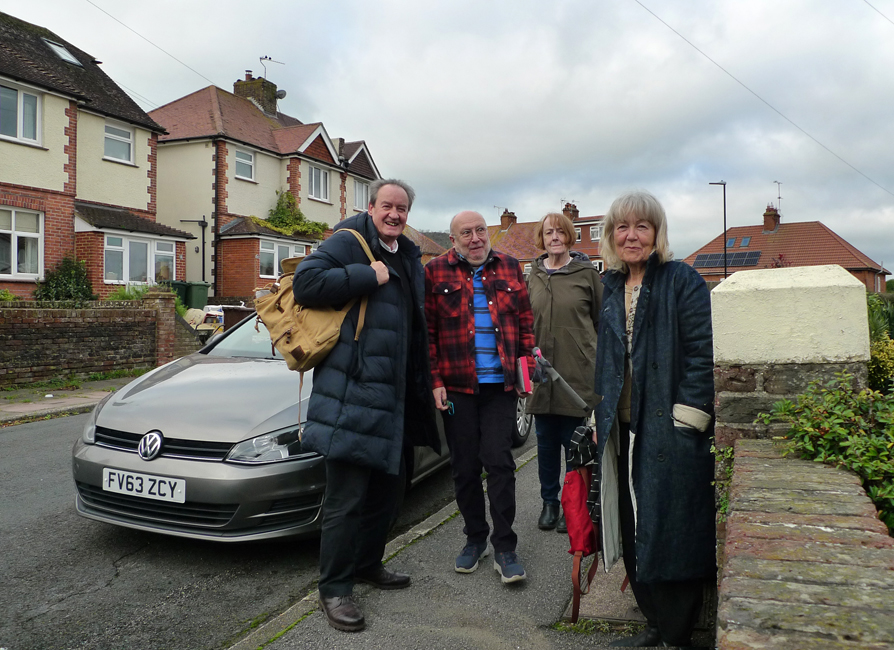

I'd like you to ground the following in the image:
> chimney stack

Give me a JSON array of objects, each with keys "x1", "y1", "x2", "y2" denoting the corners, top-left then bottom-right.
[
  {"x1": 762, "y1": 204, "x2": 781, "y2": 233},
  {"x1": 233, "y1": 70, "x2": 279, "y2": 115},
  {"x1": 500, "y1": 209, "x2": 517, "y2": 230},
  {"x1": 562, "y1": 202, "x2": 579, "y2": 222}
]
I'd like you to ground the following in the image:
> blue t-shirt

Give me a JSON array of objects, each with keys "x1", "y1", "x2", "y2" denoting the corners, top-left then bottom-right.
[{"x1": 472, "y1": 265, "x2": 503, "y2": 383}]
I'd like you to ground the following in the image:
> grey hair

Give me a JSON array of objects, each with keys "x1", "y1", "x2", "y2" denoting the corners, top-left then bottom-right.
[
  {"x1": 369, "y1": 178, "x2": 415, "y2": 210},
  {"x1": 601, "y1": 190, "x2": 673, "y2": 273}
]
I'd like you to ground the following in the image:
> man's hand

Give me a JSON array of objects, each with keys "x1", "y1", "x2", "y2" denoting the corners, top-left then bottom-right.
[
  {"x1": 433, "y1": 387, "x2": 449, "y2": 411},
  {"x1": 371, "y1": 261, "x2": 390, "y2": 286}
]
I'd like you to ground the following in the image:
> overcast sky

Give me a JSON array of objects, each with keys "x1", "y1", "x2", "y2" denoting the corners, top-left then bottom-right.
[{"x1": 5, "y1": 0, "x2": 894, "y2": 265}]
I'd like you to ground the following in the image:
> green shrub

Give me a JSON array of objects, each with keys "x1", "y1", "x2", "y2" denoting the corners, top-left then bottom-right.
[
  {"x1": 757, "y1": 372, "x2": 894, "y2": 532},
  {"x1": 0, "y1": 288, "x2": 18, "y2": 301},
  {"x1": 107, "y1": 283, "x2": 187, "y2": 317},
  {"x1": 106, "y1": 284, "x2": 153, "y2": 301},
  {"x1": 868, "y1": 291, "x2": 894, "y2": 343},
  {"x1": 869, "y1": 337, "x2": 894, "y2": 394},
  {"x1": 254, "y1": 190, "x2": 328, "y2": 238},
  {"x1": 33, "y1": 257, "x2": 97, "y2": 303}
]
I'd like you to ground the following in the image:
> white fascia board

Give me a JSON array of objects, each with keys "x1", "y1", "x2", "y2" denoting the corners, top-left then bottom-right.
[{"x1": 296, "y1": 124, "x2": 340, "y2": 165}]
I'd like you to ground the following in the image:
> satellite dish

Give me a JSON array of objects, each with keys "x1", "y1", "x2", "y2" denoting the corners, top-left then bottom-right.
[{"x1": 275, "y1": 89, "x2": 287, "y2": 99}]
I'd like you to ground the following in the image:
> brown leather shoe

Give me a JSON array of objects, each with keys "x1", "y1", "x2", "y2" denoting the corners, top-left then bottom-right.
[
  {"x1": 319, "y1": 594, "x2": 365, "y2": 632},
  {"x1": 355, "y1": 566, "x2": 411, "y2": 590}
]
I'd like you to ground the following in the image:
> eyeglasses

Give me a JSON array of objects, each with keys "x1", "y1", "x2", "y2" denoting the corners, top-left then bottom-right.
[{"x1": 455, "y1": 226, "x2": 488, "y2": 241}]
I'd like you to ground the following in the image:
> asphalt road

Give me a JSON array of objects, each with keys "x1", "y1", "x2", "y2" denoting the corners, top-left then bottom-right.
[{"x1": 0, "y1": 413, "x2": 534, "y2": 650}]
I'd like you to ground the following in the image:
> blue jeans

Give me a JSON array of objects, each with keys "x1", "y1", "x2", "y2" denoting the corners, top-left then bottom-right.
[{"x1": 535, "y1": 414, "x2": 584, "y2": 504}]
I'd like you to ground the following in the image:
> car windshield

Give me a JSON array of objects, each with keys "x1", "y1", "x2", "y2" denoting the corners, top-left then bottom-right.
[{"x1": 205, "y1": 317, "x2": 283, "y2": 360}]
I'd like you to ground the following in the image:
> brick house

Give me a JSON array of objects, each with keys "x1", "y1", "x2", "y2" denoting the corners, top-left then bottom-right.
[
  {"x1": 683, "y1": 205, "x2": 889, "y2": 292},
  {"x1": 483, "y1": 204, "x2": 605, "y2": 275},
  {"x1": 0, "y1": 11, "x2": 193, "y2": 299},
  {"x1": 148, "y1": 72, "x2": 382, "y2": 301}
]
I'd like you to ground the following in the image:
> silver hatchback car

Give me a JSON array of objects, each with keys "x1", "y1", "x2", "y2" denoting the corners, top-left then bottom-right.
[{"x1": 72, "y1": 315, "x2": 533, "y2": 542}]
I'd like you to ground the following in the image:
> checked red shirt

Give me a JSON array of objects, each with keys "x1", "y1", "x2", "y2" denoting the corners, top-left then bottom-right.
[{"x1": 425, "y1": 248, "x2": 535, "y2": 394}]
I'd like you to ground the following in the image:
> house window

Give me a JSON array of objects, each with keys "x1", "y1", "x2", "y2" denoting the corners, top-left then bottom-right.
[
  {"x1": 740, "y1": 236, "x2": 751, "y2": 247},
  {"x1": 309, "y1": 166, "x2": 329, "y2": 201},
  {"x1": 0, "y1": 84, "x2": 39, "y2": 143},
  {"x1": 260, "y1": 239, "x2": 307, "y2": 277},
  {"x1": 0, "y1": 207, "x2": 42, "y2": 277},
  {"x1": 155, "y1": 241, "x2": 175, "y2": 282},
  {"x1": 104, "y1": 122, "x2": 133, "y2": 163},
  {"x1": 589, "y1": 223, "x2": 604, "y2": 242},
  {"x1": 104, "y1": 235, "x2": 173, "y2": 283},
  {"x1": 354, "y1": 180, "x2": 369, "y2": 210},
  {"x1": 574, "y1": 227, "x2": 581, "y2": 243},
  {"x1": 726, "y1": 237, "x2": 736, "y2": 248},
  {"x1": 43, "y1": 39, "x2": 82, "y2": 66},
  {"x1": 235, "y1": 150, "x2": 254, "y2": 181},
  {"x1": 592, "y1": 259, "x2": 604, "y2": 273}
]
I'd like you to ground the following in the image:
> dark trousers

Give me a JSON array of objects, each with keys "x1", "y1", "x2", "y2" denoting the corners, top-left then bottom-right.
[
  {"x1": 535, "y1": 414, "x2": 584, "y2": 504},
  {"x1": 317, "y1": 458, "x2": 404, "y2": 598},
  {"x1": 442, "y1": 384, "x2": 518, "y2": 552},
  {"x1": 618, "y1": 422, "x2": 704, "y2": 646}
]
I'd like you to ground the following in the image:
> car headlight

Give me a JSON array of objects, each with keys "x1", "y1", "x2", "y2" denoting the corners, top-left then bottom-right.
[
  {"x1": 226, "y1": 425, "x2": 313, "y2": 464},
  {"x1": 82, "y1": 393, "x2": 114, "y2": 444}
]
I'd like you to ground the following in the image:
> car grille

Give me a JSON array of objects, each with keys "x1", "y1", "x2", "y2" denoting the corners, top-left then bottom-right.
[
  {"x1": 95, "y1": 426, "x2": 233, "y2": 460},
  {"x1": 76, "y1": 482, "x2": 237, "y2": 527},
  {"x1": 76, "y1": 484, "x2": 324, "y2": 533}
]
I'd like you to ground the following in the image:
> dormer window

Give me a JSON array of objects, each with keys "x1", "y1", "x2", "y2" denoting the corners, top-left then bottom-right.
[{"x1": 43, "y1": 39, "x2": 82, "y2": 66}]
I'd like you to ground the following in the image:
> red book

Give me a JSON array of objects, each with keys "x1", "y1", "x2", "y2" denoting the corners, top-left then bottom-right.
[{"x1": 516, "y1": 357, "x2": 533, "y2": 393}]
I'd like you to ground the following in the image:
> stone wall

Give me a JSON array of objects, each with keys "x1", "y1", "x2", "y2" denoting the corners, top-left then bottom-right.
[
  {"x1": 718, "y1": 439, "x2": 894, "y2": 649},
  {"x1": 0, "y1": 293, "x2": 202, "y2": 387},
  {"x1": 710, "y1": 265, "x2": 884, "y2": 648}
]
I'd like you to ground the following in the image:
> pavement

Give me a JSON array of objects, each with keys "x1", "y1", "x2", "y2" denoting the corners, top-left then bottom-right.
[
  {"x1": 0, "y1": 376, "x2": 716, "y2": 648},
  {"x1": 0, "y1": 376, "x2": 136, "y2": 424}
]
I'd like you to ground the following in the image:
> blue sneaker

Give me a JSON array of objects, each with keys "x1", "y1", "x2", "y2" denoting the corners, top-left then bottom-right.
[
  {"x1": 493, "y1": 551, "x2": 526, "y2": 583},
  {"x1": 455, "y1": 542, "x2": 489, "y2": 573}
]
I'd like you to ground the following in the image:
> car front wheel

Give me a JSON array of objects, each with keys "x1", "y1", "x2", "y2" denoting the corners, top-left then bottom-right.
[{"x1": 512, "y1": 397, "x2": 534, "y2": 448}]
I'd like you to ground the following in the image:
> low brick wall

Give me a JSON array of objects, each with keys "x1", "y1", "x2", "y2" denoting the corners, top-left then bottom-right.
[
  {"x1": 0, "y1": 295, "x2": 202, "y2": 387},
  {"x1": 717, "y1": 439, "x2": 894, "y2": 649}
]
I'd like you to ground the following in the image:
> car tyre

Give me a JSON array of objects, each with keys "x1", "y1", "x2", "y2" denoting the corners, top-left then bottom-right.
[{"x1": 511, "y1": 397, "x2": 534, "y2": 448}]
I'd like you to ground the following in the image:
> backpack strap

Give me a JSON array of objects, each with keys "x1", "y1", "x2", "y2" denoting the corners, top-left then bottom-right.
[{"x1": 337, "y1": 229, "x2": 377, "y2": 341}]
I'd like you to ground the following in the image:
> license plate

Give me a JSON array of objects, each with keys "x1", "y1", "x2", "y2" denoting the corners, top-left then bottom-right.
[{"x1": 102, "y1": 468, "x2": 185, "y2": 503}]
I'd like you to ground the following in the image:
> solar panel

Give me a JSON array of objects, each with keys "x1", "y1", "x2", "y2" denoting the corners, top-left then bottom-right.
[{"x1": 693, "y1": 251, "x2": 761, "y2": 268}]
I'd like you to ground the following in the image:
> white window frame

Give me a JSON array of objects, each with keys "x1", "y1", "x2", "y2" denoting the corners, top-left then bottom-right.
[
  {"x1": 0, "y1": 83, "x2": 40, "y2": 145},
  {"x1": 235, "y1": 150, "x2": 255, "y2": 181},
  {"x1": 308, "y1": 165, "x2": 330, "y2": 202},
  {"x1": 589, "y1": 223, "x2": 603, "y2": 242},
  {"x1": 0, "y1": 206, "x2": 43, "y2": 279},
  {"x1": 260, "y1": 239, "x2": 307, "y2": 278},
  {"x1": 353, "y1": 179, "x2": 369, "y2": 210},
  {"x1": 103, "y1": 121, "x2": 134, "y2": 164},
  {"x1": 592, "y1": 259, "x2": 604, "y2": 273},
  {"x1": 43, "y1": 39, "x2": 82, "y2": 66},
  {"x1": 574, "y1": 227, "x2": 581, "y2": 243},
  {"x1": 103, "y1": 234, "x2": 175, "y2": 284}
]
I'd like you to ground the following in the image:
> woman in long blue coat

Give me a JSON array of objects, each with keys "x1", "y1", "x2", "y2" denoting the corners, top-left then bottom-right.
[{"x1": 594, "y1": 191, "x2": 715, "y2": 648}]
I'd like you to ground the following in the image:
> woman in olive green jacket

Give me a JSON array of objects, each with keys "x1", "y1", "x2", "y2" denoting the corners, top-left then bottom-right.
[{"x1": 526, "y1": 212, "x2": 603, "y2": 532}]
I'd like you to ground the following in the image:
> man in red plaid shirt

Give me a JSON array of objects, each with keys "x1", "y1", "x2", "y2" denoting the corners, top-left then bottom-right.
[{"x1": 425, "y1": 210, "x2": 535, "y2": 584}]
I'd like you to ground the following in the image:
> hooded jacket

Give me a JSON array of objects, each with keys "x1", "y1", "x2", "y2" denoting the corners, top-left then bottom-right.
[
  {"x1": 292, "y1": 212, "x2": 440, "y2": 476},
  {"x1": 526, "y1": 251, "x2": 603, "y2": 416}
]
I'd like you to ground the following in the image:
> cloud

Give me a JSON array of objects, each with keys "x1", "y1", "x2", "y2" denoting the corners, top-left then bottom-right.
[{"x1": 2, "y1": 0, "x2": 892, "y2": 266}]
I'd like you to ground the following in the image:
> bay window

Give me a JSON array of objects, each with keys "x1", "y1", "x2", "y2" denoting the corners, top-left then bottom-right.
[
  {"x1": 0, "y1": 207, "x2": 42, "y2": 277},
  {"x1": 260, "y1": 239, "x2": 307, "y2": 277},
  {"x1": 104, "y1": 235, "x2": 176, "y2": 283}
]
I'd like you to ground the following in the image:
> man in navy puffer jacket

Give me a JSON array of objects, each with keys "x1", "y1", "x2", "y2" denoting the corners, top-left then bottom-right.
[{"x1": 292, "y1": 179, "x2": 440, "y2": 632}]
